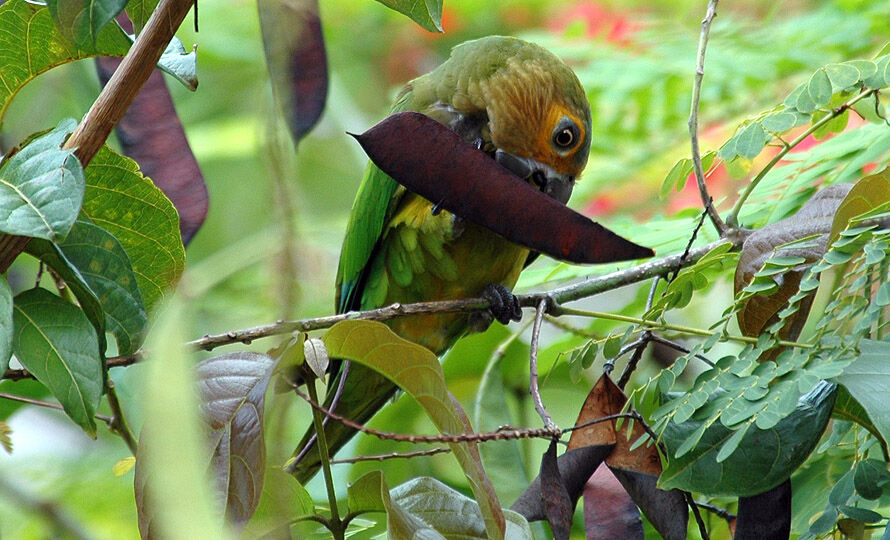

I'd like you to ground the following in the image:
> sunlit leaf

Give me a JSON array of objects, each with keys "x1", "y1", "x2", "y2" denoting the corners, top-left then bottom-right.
[
  {"x1": 82, "y1": 145, "x2": 185, "y2": 311},
  {"x1": 45, "y1": 0, "x2": 127, "y2": 47},
  {"x1": 0, "y1": 278, "x2": 12, "y2": 374},
  {"x1": 834, "y1": 340, "x2": 890, "y2": 458},
  {"x1": 125, "y1": 0, "x2": 159, "y2": 33},
  {"x1": 373, "y1": 0, "x2": 442, "y2": 32}
]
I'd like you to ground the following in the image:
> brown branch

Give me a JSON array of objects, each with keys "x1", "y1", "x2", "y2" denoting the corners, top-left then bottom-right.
[
  {"x1": 688, "y1": 0, "x2": 726, "y2": 236},
  {"x1": 0, "y1": 392, "x2": 112, "y2": 424},
  {"x1": 528, "y1": 298, "x2": 556, "y2": 431},
  {"x1": 330, "y1": 447, "x2": 451, "y2": 465},
  {"x1": 686, "y1": 491, "x2": 711, "y2": 540}
]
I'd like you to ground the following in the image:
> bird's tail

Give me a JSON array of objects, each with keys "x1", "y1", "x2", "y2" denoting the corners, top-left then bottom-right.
[{"x1": 288, "y1": 361, "x2": 397, "y2": 483}]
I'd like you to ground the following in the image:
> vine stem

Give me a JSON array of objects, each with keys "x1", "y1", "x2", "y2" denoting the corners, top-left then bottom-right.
[
  {"x1": 726, "y1": 87, "x2": 878, "y2": 227},
  {"x1": 688, "y1": 0, "x2": 726, "y2": 236},
  {"x1": 553, "y1": 306, "x2": 813, "y2": 349},
  {"x1": 105, "y1": 382, "x2": 138, "y2": 455},
  {"x1": 306, "y1": 382, "x2": 342, "y2": 537},
  {"x1": 529, "y1": 298, "x2": 556, "y2": 431}
]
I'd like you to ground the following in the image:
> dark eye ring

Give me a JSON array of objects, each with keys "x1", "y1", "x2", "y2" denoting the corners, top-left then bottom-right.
[{"x1": 554, "y1": 128, "x2": 575, "y2": 148}]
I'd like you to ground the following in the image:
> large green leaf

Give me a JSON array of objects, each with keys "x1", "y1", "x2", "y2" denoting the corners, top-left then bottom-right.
[
  {"x1": 125, "y1": 0, "x2": 159, "y2": 33},
  {"x1": 0, "y1": 120, "x2": 84, "y2": 241},
  {"x1": 0, "y1": 0, "x2": 130, "y2": 125},
  {"x1": 11, "y1": 288, "x2": 101, "y2": 436},
  {"x1": 834, "y1": 340, "x2": 890, "y2": 454},
  {"x1": 25, "y1": 237, "x2": 107, "y2": 356},
  {"x1": 45, "y1": 0, "x2": 127, "y2": 48},
  {"x1": 373, "y1": 0, "x2": 442, "y2": 32},
  {"x1": 323, "y1": 320, "x2": 505, "y2": 539},
  {"x1": 0, "y1": 278, "x2": 12, "y2": 374},
  {"x1": 58, "y1": 220, "x2": 147, "y2": 355},
  {"x1": 832, "y1": 386, "x2": 888, "y2": 457},
  {"x1": 659, "y1": 381, "x2": 836, "y2": 497},
  {"x1": 82, "y1": 145, "x2": 185, "y2": 311}
]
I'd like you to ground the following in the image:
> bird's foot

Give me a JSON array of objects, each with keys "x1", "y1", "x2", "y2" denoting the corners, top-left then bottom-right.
[{"x1": 483, "y1": 283, "x2": 522, "y2": 325}]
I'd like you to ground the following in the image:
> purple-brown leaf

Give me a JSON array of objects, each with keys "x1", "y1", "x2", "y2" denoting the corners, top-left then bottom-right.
[
  {"x1": 510, "y1": 444, "x2": 614, "y2": 522},
  {"x1": 259, "y1": 0, "x2": 328, "y2": 143},
  {"x1": 196, "y1": 352, "x2": 276, "y2": 529},
  {"x1": 609, "y1": 467, "x2": 688, "y2": 540},
  {"x1": 734, "y1": 479, "x2": 791, "y2": 540},
  {"x1": 541, "y1": 440, "x2": 573, "y2": 540},
  {"x1": 96, "y1": 48, "x2": 208, "y2": 245},
  {"x1": 583, "y1": 466, "x2": 644, "y2": 540},
  {"x1": 353, "y1": 112, "x2": 654, "y2": 264}
]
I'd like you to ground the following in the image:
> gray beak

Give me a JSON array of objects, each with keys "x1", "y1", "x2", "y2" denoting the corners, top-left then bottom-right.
[{"x1": 494, "y1": 149, "x2": 575, "y2": 204}]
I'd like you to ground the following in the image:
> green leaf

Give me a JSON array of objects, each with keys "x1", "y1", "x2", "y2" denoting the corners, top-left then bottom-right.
[
  {"x1": 391, "y1": 477, "x2": 532, "y2": 539},
  {"x1": 123, "y1": 33, "x2": 198, "y2": 91},
  {"x1": 58, "y1": 220, "x2": 147, "y2": 355},
  {"x1": 81, "y1": 145, "x2": 185, "y2": 311},
  {"x1": 853, "y1": 459, "x2": 890, "y2": 501},
  {"x1": 660, "y1": 381, "x2": 836, "y2": 496},
  {"x1": 197, "y1": 352, "x2": 277, "y2": 527},
  {"x1": 660, "y1": 158, "x2": 691, "y2": 199},
  {"x1": 807, "y1": 68, "x2": 833, "y2": 107},
  {"x1": 832, "y1": 386, "x2": 888, "y2": 455},
  {"x1": 12, "y1": 288, "x2": 101, "y2": 436},
  {"x1": 846, "y1": 60, "x2": 877, "y2": 83},
  {"x1": 25, "y1": 238, "x2": 107, "y2": 356},
  {"x1": 373, "y1": 0, "x2": 442, "y2": 32},
  {"x1": 0, "y1": 0, "x2": 131, "y2": 126},
  {"x1": 322, "y1": 320, "x2": 505, "y2": 539},
  {"x1": 829, "y1": 469, "x2": 855, "y2": 506},
  {"x1": 0, "y1": 278, "x2": 12, "y2": 374},
  {"x1": 125, "y1": 0, "x2": 159, "y2": 33},
  {"x1": 839, "y1": 505, "x2": 883, "y2": 523},
  {"x1": 46, "y1": 0, "x2": 127, "y2": 48},
  {"x1": 863, "y1": 55, "x2": 890, "y2": 89},
  {"x1": 825, "y1": 63, "x2": 861, "y2": 90},
  {"x1": 348, "y1": 470, "x2": 388, "y2": 516},
  {"x1": 0, "y1": 120, "x2": 84, "y2": 241},
  {"x1": 735, "y1": 122, "x2": 770, "y2": 159},
  {"x1": 760, "y1": 111, "x2": 798, "y2": 133},
  {"x1": 834, "y1": 339, "x2": 890, "y2": 456}
]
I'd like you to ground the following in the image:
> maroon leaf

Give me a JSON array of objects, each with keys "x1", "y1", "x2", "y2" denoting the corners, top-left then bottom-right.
[
  {"x1": 196, "y1": 352, "x2": 277, "y2": 529},
  {"x1": 609, "y1": 468, "x2": 688, "y2": 540},
  {"x1": 510, "y1": 444, "x2": 614, "y2": 522},
  {"x1": 96, "y1": 18, "x2": 208, "y2": 245},
  {"x1": 541, "y1": 440, "x2": 573, "y2": 540},
  {"x1": 583, "y1": 466, "x2": 644, "y2": 540},
  {"x1": 258, "y1": 0, "x2": 328, "y2": 143},
  {"x1": 352, "y1": 112, "x2": 654, "y2": 264},
  {"x1": 734, "y1": 479, "x2": 791, "y2": 540}
]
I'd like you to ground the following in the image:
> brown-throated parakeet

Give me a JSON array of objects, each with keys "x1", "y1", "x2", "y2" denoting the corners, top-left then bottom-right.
[{"x1": 290, "y1": 35, "x2": 591, "y2": 482}]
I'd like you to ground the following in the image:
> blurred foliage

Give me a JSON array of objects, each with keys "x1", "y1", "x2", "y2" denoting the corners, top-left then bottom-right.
[{"x1": 1, "y1": 0, "x2": 890, "y2": 538}]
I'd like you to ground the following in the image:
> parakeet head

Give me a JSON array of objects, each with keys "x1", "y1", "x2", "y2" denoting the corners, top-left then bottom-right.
[{"x1": 413, "y1": 36, "x2": 592, "y2": 203}]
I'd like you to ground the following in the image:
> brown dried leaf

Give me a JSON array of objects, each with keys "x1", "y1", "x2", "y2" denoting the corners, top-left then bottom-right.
[
  {"x1": 509, "y1": 444, "x2": 613, "y2": 523},
  {"x1": 735, "y1": 184, "x2": 853, "y2": 339},
  {"x1": 353, "y1": 112, "x2": 654, "y2": 265},
  {"x1": 609, "y1": 468, "x2": 688, "y2": 540},
  {"x1": 541, "y1": 440, "x2": 573, "y2": 540},
  {"x1": 583, "y1": 467, "x2": 643, "y2": 540},
  {"x1": 197, "y1": 352, "x2": 277, "y2": 529},
  {"x1": 259, "y1": 0, "x2": 328, "y2": 143}
]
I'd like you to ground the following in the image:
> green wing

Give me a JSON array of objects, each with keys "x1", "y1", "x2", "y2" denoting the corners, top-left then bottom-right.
[{"x1": 335, "y1": 88, "x2": 415, "y2": 313}]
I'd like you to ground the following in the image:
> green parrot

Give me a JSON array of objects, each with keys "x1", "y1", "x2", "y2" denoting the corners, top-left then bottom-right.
[{"x1": 290, "y1": 36, "x2": 591, "y2": 482}]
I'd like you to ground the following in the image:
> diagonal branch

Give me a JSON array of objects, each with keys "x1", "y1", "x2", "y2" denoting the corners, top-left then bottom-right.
[{"x1": 688, "y1": 0, "x2": 727, "y2": 237}]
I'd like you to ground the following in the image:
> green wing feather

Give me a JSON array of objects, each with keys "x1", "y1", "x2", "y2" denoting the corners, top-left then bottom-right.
[{"x1": 336, "y1": 89, "x2": 414, "y2": 313}]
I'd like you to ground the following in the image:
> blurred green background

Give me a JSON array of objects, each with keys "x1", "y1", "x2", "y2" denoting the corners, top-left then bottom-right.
[{"x1": 0, "y1": 0, "x2": 888, "y2": 537}]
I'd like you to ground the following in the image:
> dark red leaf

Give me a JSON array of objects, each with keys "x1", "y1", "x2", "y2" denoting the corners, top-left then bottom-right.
[
  {"x1": 353, "y1": 112, "x2": 654, "y2": 264},
  {"x1": 96, "y1": 17, "x2": 208, "y2": 245},
  {"x1": 609, "y1": 467, "x2": 688, "y2": 540},
  {"x1": 541, "y1": 440, "x2": 573, "y2": 540},
  {"x1": 258, "y1": 0, "x2": 328, "y2": 143},
  {"x1": 583, "y1": 466, "x2": 644, "y2": 540},
  {"x1": 510, "y1": 444, "x2": 614, "y2": 522},
  {"x1": 734, "y1": 480, "x2": 791, "y2": 540}
]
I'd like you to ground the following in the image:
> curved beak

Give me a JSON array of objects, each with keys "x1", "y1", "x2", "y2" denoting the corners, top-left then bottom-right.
[{"x1": 494, "y1": 149, "x2": 575, "y2": 204}]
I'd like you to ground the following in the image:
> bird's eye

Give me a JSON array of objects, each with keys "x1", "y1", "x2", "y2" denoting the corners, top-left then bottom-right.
[
  {"x1": 554, "y1": 128, "x2": 574, "y2": 148},
  {"x1": 552, "y1": 117, "x2": 580, "y2": 149}
]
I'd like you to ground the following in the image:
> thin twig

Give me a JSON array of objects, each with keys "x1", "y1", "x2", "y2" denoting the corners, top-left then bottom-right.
[
  {"x1": 292, "y1": 386, "x2": 559, "y2": 444},
  {"x1": 0, "y1": 392, "x2": 112, "y2": 424},
  {"x1": 105, "y1": 382, "x2": 138, "y2": 455},
  {"x1": 685, "y1": 491, "x2": 711, "y2": 540},
  {"x1": 0, "y1": 474, "x2": 97, "y2": 540},
  {"x1": 688, "y1": 0, "x2": 727, "y2": 236},
  {"x1": 529, "y1": 298, "x2": 556, "y2": 431},
  {"x1": 330, "y1": 447, "x2": 451, "y2": 465},
  {"x1": 615, "y1": 278, "x2": 661, "y2": 387},
  {"x1": 694, "y1": 500, "x2": 736, "y2": 525},
  {"x1": 649, "y1": 334, "x2": 714, "y2": 367}
]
